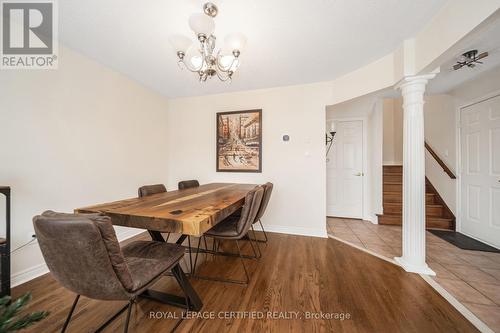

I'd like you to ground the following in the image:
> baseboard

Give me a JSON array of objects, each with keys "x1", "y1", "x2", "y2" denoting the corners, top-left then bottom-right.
[
  {"x1": 11, "y1": 227, "x2": 145, "y2": 288},
  {"x1": 11, "y1": 263, "x2": 49, "y2": 288},
  {"x1": 363, "y1": 214, "x2": 379, "y2": 224},
  {"x1": 116, "y1": 227, "x2": 145, "y2": 242},
  {"x1": 382, "y1": 161, "x2": 403, "y2": 166},
  {"x1": 262, "y1": 224, "x2": 328, "y2": 238}
]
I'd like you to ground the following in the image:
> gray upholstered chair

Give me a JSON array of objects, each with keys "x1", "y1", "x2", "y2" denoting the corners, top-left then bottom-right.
[
  {"x1": 33, "y1": 211, "x2": 189, "y2": 333},
  {"x1": 193, "y1": 186, "x2": 264, "y2": 285},
  {"x1": 178, "y1": 180, "x2": 200, "y2": 190},
  {"x1": 253, "y1": 182, "x2": 273, "y2": 243}
]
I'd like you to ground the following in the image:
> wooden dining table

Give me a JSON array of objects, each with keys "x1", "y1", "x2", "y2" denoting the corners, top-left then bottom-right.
[{"x1": 75, "y1": 182, "x2": 257, "y2": 311}]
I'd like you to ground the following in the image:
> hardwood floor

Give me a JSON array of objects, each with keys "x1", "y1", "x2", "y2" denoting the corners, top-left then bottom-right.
[{"x1": 13, "y1": 232, "x2": 478, "y2": 332}]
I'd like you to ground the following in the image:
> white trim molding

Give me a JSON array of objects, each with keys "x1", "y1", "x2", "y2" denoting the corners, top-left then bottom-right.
[
  {"x1": 263, "y1": 224, "x2": 328, "y2": 238},
  {"x1": 11, "y1": 263, "x2": 49, "y2": 288}
]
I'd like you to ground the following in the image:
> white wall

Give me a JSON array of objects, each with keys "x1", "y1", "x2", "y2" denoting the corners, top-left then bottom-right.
[
  {"x1": 423, "y1": 94, "x2": 457, "y2": 214},
  {"x1": 0, "y1": 46, "x2": 170, "y2": 284},
  {"x1": 167, "y1": 83, "x2": 332, "y2": 237},
  {"x1": 382, "y1": 99, "x2": 403, "y2": 165}
]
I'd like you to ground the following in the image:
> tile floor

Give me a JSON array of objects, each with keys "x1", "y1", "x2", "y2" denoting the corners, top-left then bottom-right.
[{"x1": 327, "y1": 217, "x2": 500, "y2": 332}]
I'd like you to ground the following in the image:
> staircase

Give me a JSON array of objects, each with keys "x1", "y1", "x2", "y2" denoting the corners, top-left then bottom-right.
[{"x1": 378, "y1": 165, "x2": 455, "y2": 230}]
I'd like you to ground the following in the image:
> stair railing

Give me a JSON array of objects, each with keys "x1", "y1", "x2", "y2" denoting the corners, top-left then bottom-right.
[{"x1": 424, "y1": 141, "x2": 456, "y2": 179}]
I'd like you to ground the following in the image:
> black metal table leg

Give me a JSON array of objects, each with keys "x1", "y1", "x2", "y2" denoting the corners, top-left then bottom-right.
[
  {"x1": 176, "y1": 234, "x2": 187, "y2": 244},
  {"x1": 148, "y1": 230, "x2": 165, "y2": 242},
  {"x1": 140, "y1": 265, "x2": 202, "y2": 311},
  {"x1": 172, "y1": 264, "x2": 202, "y2": 310},
  {"x1": 142, "y1": 233, "x2": 203, "y2": 311}
]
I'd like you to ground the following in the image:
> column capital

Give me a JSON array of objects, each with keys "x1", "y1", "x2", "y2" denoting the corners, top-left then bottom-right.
[{"x1": 395, "y1": 73, "x2": 437, "y2": 91}]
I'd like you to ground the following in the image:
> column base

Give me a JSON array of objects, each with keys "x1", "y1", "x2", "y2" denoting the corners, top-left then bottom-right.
[{"x1": 394, "y1": 256, "x2": 436, "y2": 276}]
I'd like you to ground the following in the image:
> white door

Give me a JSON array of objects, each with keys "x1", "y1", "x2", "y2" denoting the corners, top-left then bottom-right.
[
  {"x1": 326, "y1": 120, "x2": 364, "y2": 218},
  {"x1": 460, "y1": 94, "x2": 500, "y2": 249}
]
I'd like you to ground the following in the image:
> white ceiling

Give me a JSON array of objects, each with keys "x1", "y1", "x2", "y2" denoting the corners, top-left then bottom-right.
[
  {"x1": 428, "y1": 16, "x2": 500, "y2": 94},
  {"x1": 59, "y1": 0, "x2": 448, "y2": 98}
]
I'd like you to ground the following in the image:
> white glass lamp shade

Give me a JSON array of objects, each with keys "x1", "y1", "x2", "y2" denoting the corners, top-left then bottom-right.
[
  {"x1": 224, "y1": 33, "x2": 247, "y2": 52},
  {"x1": 169, "y1": 34, "x2": 192, "y2": 53},
  {"x1": 330, "y1": 122, "x2": 336, "y2": 132},
  {"x1": 184, "y1": 45, "x2": 205, "y2": 70},
  {"x1": 188, "y1": 13, "x2": 215, "y2": 36},
  {"x1": 219, "y1": 55, "x2": 239, "y2": 71}
]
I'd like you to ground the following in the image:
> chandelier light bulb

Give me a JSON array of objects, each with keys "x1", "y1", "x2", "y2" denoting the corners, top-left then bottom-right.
[
  {"x1": 224, "y1": 33, "x2": 247, "y2": 52},
  {"x1": 188, "y1": 13, "x2": 215, "y2": 37},
  {"x1": 168, "y1": 34, "x2": 192, "y2": 53}
]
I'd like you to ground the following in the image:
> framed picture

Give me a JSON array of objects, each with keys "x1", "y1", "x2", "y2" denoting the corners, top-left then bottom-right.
[{"x1": 216, "y1": 109, "x2": 262, "y2": 172}]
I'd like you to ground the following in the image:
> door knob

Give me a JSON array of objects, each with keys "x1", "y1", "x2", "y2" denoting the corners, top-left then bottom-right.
[{"x1": 354, "y1": 172, "x2": 364, "y2": 176}]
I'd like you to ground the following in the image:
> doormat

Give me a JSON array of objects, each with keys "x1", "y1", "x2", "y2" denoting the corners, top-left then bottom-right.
[{"x1": 428, "y1": 229, "x2": 500, "y2": 253}]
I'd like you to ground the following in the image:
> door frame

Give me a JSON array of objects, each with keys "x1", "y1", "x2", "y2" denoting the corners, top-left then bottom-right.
[
  {"x1": 326, "y1": 117, "x2": 371, "y2": 221},
  {"x1": 456, "y1": 89, "x2": 500, "y2": 248}
]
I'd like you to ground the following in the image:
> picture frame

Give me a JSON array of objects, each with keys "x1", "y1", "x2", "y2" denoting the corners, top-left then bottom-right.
[{"x1": 216, "y1": 109, "x2": 262, "y2": 172}]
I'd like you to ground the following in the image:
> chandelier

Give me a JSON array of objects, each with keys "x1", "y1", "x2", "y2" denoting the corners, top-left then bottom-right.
[{"x1": 169, "y1": 2, "x2": 247, "y2": 82}]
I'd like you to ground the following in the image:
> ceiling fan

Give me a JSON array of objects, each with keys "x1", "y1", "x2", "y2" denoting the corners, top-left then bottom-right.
[{"x1": 453, "y1": 50, "x2": 489, "y2": 70}]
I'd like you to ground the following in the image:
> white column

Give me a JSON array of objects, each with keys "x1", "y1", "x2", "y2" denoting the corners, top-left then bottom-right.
[{"x1": 394, "y1": 74, "x2": 436, "y2": 276}]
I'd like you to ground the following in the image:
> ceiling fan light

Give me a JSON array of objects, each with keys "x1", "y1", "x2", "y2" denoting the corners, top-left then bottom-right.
[
  {"x1": 168, "y1": 34, "x2": 192, "y2": 53},
  {"x1": 188, "y1": 13, "x2": 215, "y2": 36},
  {"x1": 224, "y1": 33, "x2": 247, "y2": 52}
]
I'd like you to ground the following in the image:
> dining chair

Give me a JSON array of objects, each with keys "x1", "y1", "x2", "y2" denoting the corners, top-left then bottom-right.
[
  {"x1": 252, "y1": 182, "x2": 273, "y2": 243},
  {"x1": 177, "y1": 180, "x2": 200, "y2": 190},
  {"x1": 138, "y1": 183, "x2": 167, "y2": 197},
  {"x1": 33, "y1": 211, "x2": 191, "y2": 333},
  {"x1": 138, "y1": 184, "x2": 169, "y2": 242},
  {"x1": 193, "y1": 186, "x2": 264, "y2": 285}
]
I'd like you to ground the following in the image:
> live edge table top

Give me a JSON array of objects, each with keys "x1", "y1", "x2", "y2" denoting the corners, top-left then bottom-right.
[{"x1": 75, "y1": 183, "x2": 257, "y2": 237}]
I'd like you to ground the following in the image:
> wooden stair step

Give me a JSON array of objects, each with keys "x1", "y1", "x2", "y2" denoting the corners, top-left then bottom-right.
[
  {"x1": 380, "y1": 165, "x2": 455, "y2": 231},
  {"x1": 382, "y1": 204, "x2": 446, "y2": 216},
  {"x1": 384, "y1": 174, "x2": 402, "y2": 183},
  {"x1": 383, "y1": 183, "x2": 402, "y2": 192},
  {"x1": 426, "y1": 217, "x2": 454, "y2": 229},
  {"x1": 378, "y1": 215, "x2": 453, "y2": 229},
  {"x1": 383, "y1": 165, "x2": 402, "y2": 174},
  {"x1": 427, "y1": 204, "x2": 445, "y2": 217},
  {"x1": 383, "y1": 192, "x2": 436, "y2": 204},
  {"x1": 377, "y1": 214, "x2": 401, "y2": 225}
]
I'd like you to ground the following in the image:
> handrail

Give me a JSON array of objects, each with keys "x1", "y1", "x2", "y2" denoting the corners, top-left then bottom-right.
[{"x1": 425, "y1": 142, "x2": 456, "y2": 179}]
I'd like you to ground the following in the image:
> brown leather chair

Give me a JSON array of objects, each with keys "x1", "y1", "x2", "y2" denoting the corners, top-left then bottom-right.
[
  {"x1": 253, "y1": 182, "x2": 273, "y2": 243},
  {"x1": 138, "y1": 184, "x2": 167, "y2": 197},
  {"x1": 178, "y1": 180, "x2": 200, "y2": 190},
  {"x1": 33, "y1": 211, "x2": 190, "y2": 333},
  {"x1": 193, "y1": 186, "x2": 264, "y2": 285}
]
